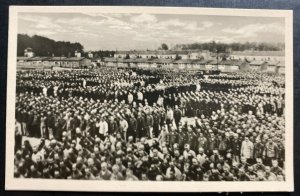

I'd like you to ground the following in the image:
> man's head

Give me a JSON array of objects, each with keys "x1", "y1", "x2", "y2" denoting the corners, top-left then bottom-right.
[
  {"x1": 156, "y1": 175, "x2": 163, "y2": 181},
  {"x1": 272, "y1": 159, "x2": 279, "y2": 167},
  {"x1": 213, "y1": 149, "x2": 218, "y2": 155},
  {"x1": 198, "y1": 147, "x2": 204, "y2": 154},
  {"x1": 101, "y1": 162, "x2": 108, "y2": 172},
  {"x1": 72, "y1": 163, "x2": 77, "y2": 172},
  {"x1": 192, "y1": 158, "x2": 198, "y2": 166},
  {"x1": 265, "y1": 166, "x2": 271, "y2": 173},
  {"x1": 112, "y1": 164, "x2": 120, "y2": 174},
  {"x1": 184, "y1": 144, "x2": 190, "y2": 151},
  {"x1": 256, "y1": 158, "x2": 263, "y2": 164},
  {"x1": 115, "y1": 156, "x2": 122, "y2": 165}
]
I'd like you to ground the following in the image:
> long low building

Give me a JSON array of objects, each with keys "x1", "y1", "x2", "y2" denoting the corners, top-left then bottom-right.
[
  {"x1": 113, "y1": 50, "x2": 211, "y2": 60},
  {"x1": 95, "y1": 57, "x2": 284, "y2": 74},
  {"x1": 229, "y1": 50, "x2": 285, "y2": 62},
  {"x1": 17, "y1": 56, "x2": 92, "y2": 69}
]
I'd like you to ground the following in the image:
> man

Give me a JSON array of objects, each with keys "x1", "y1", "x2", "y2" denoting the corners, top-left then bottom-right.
[
  {"x1": 67, "y1": 113, "x2": 76, "y2": 140},
  {"x1": 165, "y1": 161, "x2": 182, "y2": 181},
  {"x1": 263, "y1": 138, "x2": 278, "y2": 166},
  {"x1": 183, "y1": 144, "x2": 196, "y2": 160},
  {"x1": 152, "y1": 110, "x2": 161, "y2": 138},
  {"x1": 27, "y1": 110, "x2": 34, "y2": 137},
  {"x1": 230, "y1": 133, "x2": 241, "y2": 163},
  {"x1": 196, "y1": 147, "x2": 207, "y2": 167},
  {"x1": 256, "y1": 170, "x2": 267, "y2": 181},
  {"x1": 54, "y1": 113, "x2": 66, "y2": 141},
  {"x1": 186, "y1": 126, "x2": 197, "y2": 151},
  {"x1": 147, "y1": 164, "x2": 161, "y2": 180},
  {"x1": 166, "y1": 106, "x2": 174, "y2": 125},
  {"x1": 42, "y1": 86, "x2": 48, "y2": 97},
  {"x1": 82, "y1": 78, "x2": 87, "y2": 88},
  {"x1": 149, "y1": 148, "x2": 163, "y2": 164},
  {"x1": 188, "y1": 158, "x2": 203, "y2": 181},
  {"x1": 270, "y1": 159, "x2": 283, "y2": 176},
  {"x1": 136, "y1": 112, "x2": 145, "y2": 141},
  {"x1": 127, "y1": 114, "x2": 137, "y2": 141},
  {"x1": 28, "y1": 165, "x2": 42, "y2": 178},
  {"x1": 119, "y1": 117, "x2": 129, "y2": 142},
  {"x1": 125, "y1": 168, "x2": 139, "y2": 181},
  {"x1": 237, "y1": 168, "x2": 250, "y2": 181},
  {"x1": 110, "y1": 164, "x2": 124, "y2": 180},
  {"x1": 40, "y1": 112, "x2": 47, "y2": 139},
  {"x1": 46, "y1": 111, "x2": 55, "y2": 140},
  {"x1": 208, "y1": 133, "x2": 219, "y2": 156},
  {"x1": 253, "y1": 158, "x2": 266, "y2": 172},
  {"x1": 166, "y1": 125, "x2": 178, "y2": 147},
  {"x1": 96, "y1": 117, "x2": 108, "y2": 141},
  {"x1": 15, "y1": 122, "x2": 22, "y2": 151},
  {"x1": 253, "y1": 137, "x2": 264, "y2": 159},
  {"x1": 173, "y1": 105, "x2": 182, "y2": 127},
  {"x1": 84, "y1": 168, "x2": 96, "y2": 180},
  {"x1": 159, "y1": 108, "x2": 166, "y2": 128},
  {"x1": 144, "y1": 109, "x2": 153, "y2": 139},
  {"x1": 158, "y1": 125, "x2": 169, "y2": 147},
  {"x1": 197, "y1": 133, "x2": 208, "y2": 153},
  {"x1": 137, "y1": 90, "x2": 143, "y2": 104},
  {"x1": 218, "y1": 134, "x2": 230, "y2": 157},
  {"x1": 238, "y1": 156, "x2": 250, "y2": 171},
  {"x1": 128, "y1": 92, "x2": 133, "y2": 104},
  {"x1": 264, "y1": 166, "x2": 277, "y2": 181},
  {"x1": 240, "y1": 136, "x2": 254, "y2": 164},
  {"x1": 99, "y1": 162, "x2": 112, "y2": 180},
  {"x1": 20, "y1": 109, "x2": 29, "y2": 136},
  {"x1": 177, "y1": 126, "x2": 187, "y2": 151},
  {"x1": 115, "y1": 156, "x2": 127, "y2": 176},
  {"x1": 210, "y1": 149, "x2": 221, "y2": 164},
  {"x1": 108, "y1": 116, "x2": 117, "y2": 136}
]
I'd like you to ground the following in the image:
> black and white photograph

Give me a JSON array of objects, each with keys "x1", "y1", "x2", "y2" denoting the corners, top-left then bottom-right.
[{"x1": 5, "y1": 6, "x2": 293, "y2": 192}]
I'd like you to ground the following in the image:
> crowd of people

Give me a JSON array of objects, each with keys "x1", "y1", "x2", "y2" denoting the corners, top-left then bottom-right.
[{"x1": 14, "y1": 68, "x2": 286, "y2": 181}]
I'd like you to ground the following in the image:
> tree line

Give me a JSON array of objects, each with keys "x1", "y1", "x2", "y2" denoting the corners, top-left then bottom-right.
[
  {"x1": 17, "y1": 34, "x2": 84, "y2": 57},
  {"x1": 172, "y1": 41, "x2": 284, "y2": 52},
  {"x1": 18, "y1": 34, "x2": 116, "y2": 58}
]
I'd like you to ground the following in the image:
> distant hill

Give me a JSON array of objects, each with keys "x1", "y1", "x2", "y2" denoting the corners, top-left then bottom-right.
[{"x1": 17, "y1": 34, "x2": 84, "y2": 57}]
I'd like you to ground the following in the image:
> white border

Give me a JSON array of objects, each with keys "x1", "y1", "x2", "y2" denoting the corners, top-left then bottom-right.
[{"x1": 5, "y1": 6, "x2": 294, "y2": 192}]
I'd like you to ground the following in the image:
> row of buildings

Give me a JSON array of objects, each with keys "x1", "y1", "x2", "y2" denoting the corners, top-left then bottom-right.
[
  {"x1": 17, "y1": 56, "x2": 92, "y2": 69},
  {"x1": 17, "y1": 48, "x2": 285, "y2": 74},
  {"x1": 112, "y1": 50, "x2": 285, "y2": 62},
  {"x1": 94, "y1": 50, "x2": 285, "y2": 74},
  {"x1": 18, "y1": 49, "x2": 91, "y2": 69},
  {"x1": 94, "y1": 57, "x2": 284, "y2": 74},
  {"x1": 112, "y1": 50, "x2": 211, "y2": 60}
]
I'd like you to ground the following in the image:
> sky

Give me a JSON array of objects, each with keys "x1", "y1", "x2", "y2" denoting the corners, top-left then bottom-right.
[{"x1": 17, "y1": 12, "x2": 285, "y2": 51}]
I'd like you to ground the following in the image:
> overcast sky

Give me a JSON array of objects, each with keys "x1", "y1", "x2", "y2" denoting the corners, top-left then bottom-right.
[{"x1": 18, "y1": 12, "x2": 285, "y2": 51}]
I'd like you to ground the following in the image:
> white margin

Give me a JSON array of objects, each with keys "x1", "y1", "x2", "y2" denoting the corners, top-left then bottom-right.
[{"x1": 5, "y1": 6, "x2": 294, "y2": 192}]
